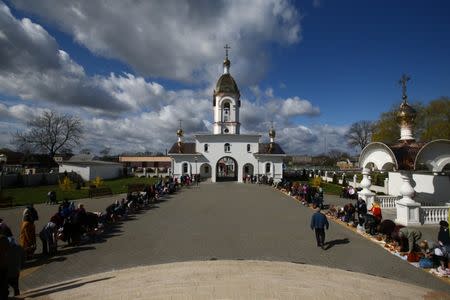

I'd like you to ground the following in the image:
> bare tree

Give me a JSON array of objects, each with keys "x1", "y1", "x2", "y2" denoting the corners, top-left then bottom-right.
[
  {"x1": 12, "y1": 111, "x2": 83, "y2": 157},
  {"x1": 345, "y1": 120, "x2": 373, "y2": 151}
]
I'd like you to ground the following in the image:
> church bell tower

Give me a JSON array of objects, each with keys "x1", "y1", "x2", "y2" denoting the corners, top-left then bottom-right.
[{"x1": 213, "y1": 44, "x2": 241, "y2": 134}]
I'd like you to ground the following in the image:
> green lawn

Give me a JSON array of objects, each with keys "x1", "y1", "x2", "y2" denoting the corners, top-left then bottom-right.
[
  {"x1": 2, "y1": 176, "x2": 159, "y2": 206},
  {"x1": 292, "y1": 180, "x2": 343, "y2": 196},
  {"x1": 319, "y1": 182, "x2": 343, "y2": 196}
]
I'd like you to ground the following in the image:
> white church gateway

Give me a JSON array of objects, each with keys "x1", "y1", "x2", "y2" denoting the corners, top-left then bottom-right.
[{"x1": 169, "y1": 48, "x2": 285, "y2": 183}]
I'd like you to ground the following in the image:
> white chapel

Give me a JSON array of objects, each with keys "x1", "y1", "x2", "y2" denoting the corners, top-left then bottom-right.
[{"x1": 168, "y1": 47, "x2": 285, "y2": 183}]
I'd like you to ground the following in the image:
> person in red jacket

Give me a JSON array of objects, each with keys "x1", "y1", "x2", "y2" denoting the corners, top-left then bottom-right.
[{"x1": 369, "y1": 201, "x2": 382, "y2": 223}]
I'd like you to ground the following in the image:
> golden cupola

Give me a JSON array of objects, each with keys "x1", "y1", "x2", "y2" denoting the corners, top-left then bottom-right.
[{"x1": 397, "y1": 74, "x2": 416, "y2": 141}]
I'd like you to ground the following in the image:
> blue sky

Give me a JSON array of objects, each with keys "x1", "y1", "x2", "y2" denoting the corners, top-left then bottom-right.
[{"x1": 0, "y1": 0, "x2": 449, "y2": 155}]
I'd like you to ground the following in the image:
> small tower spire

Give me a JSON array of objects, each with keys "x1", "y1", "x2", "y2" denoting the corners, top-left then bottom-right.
[
  {"x1": 223, "y1": 44, "x2": 231, "y2": 74},
  {"x1": 269, "y1": 121, "x2": 276, "y2": 152},
  {"x1": 176, "y1": 120, "x2": 184, "y2": 153},
  {"x1": 396, "y1": 74, "x2": 416, "y2": 142}
]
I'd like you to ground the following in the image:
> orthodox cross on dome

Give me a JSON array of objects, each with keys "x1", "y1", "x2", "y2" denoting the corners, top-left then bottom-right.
[
  {"x1": 399, "y1": 74, "x2": 411, "y2": 103},
  {"x1": 224, "y1": 44, "x2": 231, "y2": 59}
]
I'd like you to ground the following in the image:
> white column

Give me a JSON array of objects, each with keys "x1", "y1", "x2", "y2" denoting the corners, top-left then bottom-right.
[
  {"x1": 358, "y1": 168, "x2": 375, "y2": 208},
  {"x1": 395, "y1": 171, "x2": 421, "y2": 226},
  {"x1": 353, "y1": 174, "x2": 357, "y2": 187}
]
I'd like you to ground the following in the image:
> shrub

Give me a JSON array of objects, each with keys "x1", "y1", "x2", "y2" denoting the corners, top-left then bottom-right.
[
  {"x1": 59, "y1": 176, "x2": 73, "y2": 191},
  {"x1": 312, "y1": 176, "x2": 322, "y2": 187},
  {"x1": 91, "y1": 176, "x2": 103, "y2": 188}
]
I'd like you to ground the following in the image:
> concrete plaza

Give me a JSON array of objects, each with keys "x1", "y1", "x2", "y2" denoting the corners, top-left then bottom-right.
[{"x1": 1, "y1": 182, "x2": 449, "y2": 297}]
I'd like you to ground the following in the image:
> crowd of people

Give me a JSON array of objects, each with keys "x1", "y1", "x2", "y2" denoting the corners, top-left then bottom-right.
[
  {"x1": 276, "y1": 180, "x2": 324, "y2": 209},
  {"x1": 0, "y1": 176, "x2": 183, "y2": 298},
  {"x1": 325, "y1": 198, "x2": 450, "y2": 276},
  {"x1": 277, "y1": 179, "x2": 450, "y2": 277}
]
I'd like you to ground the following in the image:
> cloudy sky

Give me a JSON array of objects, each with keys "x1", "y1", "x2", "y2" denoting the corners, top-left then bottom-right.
[{"x1": 0, "y1": 0, "x2": 449, "y2": 155}]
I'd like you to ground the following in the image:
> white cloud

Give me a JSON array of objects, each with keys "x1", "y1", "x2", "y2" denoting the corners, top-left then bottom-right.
[
  {"x1": 0, "y1": 3, "x2": 129, "y2": 113},
  {"x1": 12, "y1": 0, "x2": 302, "y2": 84},
  {"x1": 280, "y1": 97, "x2": 320, "y2": 117}
]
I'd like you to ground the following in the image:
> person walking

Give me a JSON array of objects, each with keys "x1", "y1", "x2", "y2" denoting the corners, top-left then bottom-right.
[{"x1": 310, "y1": 207, "x2": 329, "y2": 249}]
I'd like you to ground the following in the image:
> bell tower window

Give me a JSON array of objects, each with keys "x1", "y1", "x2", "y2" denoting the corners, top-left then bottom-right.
[
  {"x1": 247, "y1": 144, "x2": 251, "y2": 152},
  {"x1": 224, "y1": 143, "x2": 231, "y2": 152},
  {"x1": 223, "y1": 102, "x2": 230, "y2": 122},
  {"x1": 204, "y1": 144, "x2": 209, "y2": 152},
  {"x1": 265, "y1": 163, "x2": 271, "y2": 173}
]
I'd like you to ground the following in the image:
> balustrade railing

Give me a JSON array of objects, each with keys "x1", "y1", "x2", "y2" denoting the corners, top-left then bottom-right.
[
  {"x1": 376, "y1": 195, "x2": 400, "y2": 209},
  {"x1": 422, "y1": 206, "x2": 449, "y2": 225}
]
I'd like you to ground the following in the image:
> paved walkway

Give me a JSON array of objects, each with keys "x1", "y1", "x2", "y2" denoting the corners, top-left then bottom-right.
[
  {"x1": 1, "y1": 183, "x2": 449, "y2": 296},
  {"x1": 19, "y1": 261, "x2": 441, "y2": 300}
]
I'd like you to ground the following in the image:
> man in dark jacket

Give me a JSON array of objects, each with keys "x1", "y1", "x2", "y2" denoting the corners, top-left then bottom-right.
[
  {"x1": 310, "y1": 207, "x2": 329, "y2": 249},
  {"x1": 0, "y1": 234, "x2": 10, "y2": 300},
  {"x1": 356, "y1": 198, "x2": 367, "y2": 225},
  {"x1": 438, "y1": 221, "x2": 450, "y2": 248},
  {"x1": 7, "y1": 237, "x2": 25, "y2": 296}
]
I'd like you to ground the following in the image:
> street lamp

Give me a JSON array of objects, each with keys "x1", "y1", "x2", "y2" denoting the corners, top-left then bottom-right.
[
  {"x1": 257, "y1": 158, "x2": 260, "y2": 184},
  {"x1": 0, "y1": 154, "x2": 6, "y2": 193},
  {"x1": 194, "y1": 156, "x2": 198, "y2": 185}
]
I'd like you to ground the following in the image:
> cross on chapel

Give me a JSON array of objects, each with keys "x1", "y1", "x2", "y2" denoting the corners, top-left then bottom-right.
[
  {"x1": 399, "y1": 74, "x2": 410, "y2": 101},
  {"x1": 224, "y1": 44, "x2": 231, "y2": 59}
]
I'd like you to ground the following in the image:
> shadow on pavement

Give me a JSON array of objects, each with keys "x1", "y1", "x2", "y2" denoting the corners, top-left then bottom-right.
[
  {"x1": 20, "y1": 276, "x2": 114, "y2": 298},
  {"x1": 24, "y1": 246, "x2": 96, "y2": 269},
  {"x1": 324, "y1": 238, "x2": 350, "y2": 250}
]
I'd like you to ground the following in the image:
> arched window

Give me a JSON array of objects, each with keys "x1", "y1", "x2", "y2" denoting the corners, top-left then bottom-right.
[
  {"x1": 224, "y1": 143, "x2": 231, "y2": 152},
  {"x1": 247, "y1": 144, "x2": 251, "y2": 152},
  {"x1": 182, "y1": 163, "x2": 188, "y2": 174},
  {"x1": 265, "y1": 162, "x2": 271, "y2": 173},
  {"x1": 223, "y1": 102, "x2": 230, "y2": 122},
  {"x1": 204, "y1": 144, "x2": 209, "y2": 152}
]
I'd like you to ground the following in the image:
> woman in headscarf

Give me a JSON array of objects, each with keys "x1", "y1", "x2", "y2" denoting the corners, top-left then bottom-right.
[{"x1": 19, "y1": 214, "x2": 36, "y2": 259}]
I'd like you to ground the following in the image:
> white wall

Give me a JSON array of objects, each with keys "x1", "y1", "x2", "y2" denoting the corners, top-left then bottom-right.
[
  {"x1": 171, "y1": 135, "x2": 284, "y2": 183},
  {"x1": 59, "y1": 165, "x2": 90, "y2": 181},
  {"x1": 388, "y1": 172, "x2": 450, "y2": 205},
  {"x1": 59, "y1": 164, "x2": 122, "y2": 181}
]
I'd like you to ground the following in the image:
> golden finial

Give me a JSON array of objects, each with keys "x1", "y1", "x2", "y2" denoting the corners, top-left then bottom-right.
[
  {"x1": 176, "y1": 119, "x2": 184, "y2": 137},
  {"x1": 269, "y1": 120, "x2": 276, "y2": 139},
  {"x1": 397, "y1": 74, "x2": 416, "y2": 127}
]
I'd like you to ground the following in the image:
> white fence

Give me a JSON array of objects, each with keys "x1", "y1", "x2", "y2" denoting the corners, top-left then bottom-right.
[
  {"x1": 422, "y1": 206, "x2": 449, "y2": 225},
  {"x1": 376, "y1": 195, "x2": 400, "y2": 209},
  {"x1": 320, "y1": 175, "x2": 388, "y2": 194}
]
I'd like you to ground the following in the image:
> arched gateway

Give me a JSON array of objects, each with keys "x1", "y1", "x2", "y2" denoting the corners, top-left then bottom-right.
[{"x1": 216, "y1": 156, "x2": 238, "y2": 181}]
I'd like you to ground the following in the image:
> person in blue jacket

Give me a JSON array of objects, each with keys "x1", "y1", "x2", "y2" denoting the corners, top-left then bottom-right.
[{"x1": 310, "y1": 207, "x2": 329, "y2": 249}]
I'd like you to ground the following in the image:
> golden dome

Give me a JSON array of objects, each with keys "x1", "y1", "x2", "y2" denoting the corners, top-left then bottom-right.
[
  {"x1": 223, "y1": 58, "x2": 230, "y2": 67},
  {"x1": 397, "y1": 101, "x2": 416, "y2": 124},
  {"x1": 176, "y1": 128, "x2": 184, "y2": 137}
]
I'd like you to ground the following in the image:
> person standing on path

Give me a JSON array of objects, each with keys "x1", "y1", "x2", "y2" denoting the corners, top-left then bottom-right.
[{"x1": 310, "y1": 207, "x2": 329, "y2": 249}]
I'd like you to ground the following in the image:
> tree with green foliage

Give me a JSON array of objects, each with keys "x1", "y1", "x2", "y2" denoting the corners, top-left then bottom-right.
[{"x1": 420, "y1": 97, "x2": 450, "y2": 141}]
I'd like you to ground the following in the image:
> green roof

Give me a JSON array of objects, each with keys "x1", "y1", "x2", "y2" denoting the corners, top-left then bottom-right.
[{"x1": 215, "y1": 74, "x2": 239, "y2": 95}]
